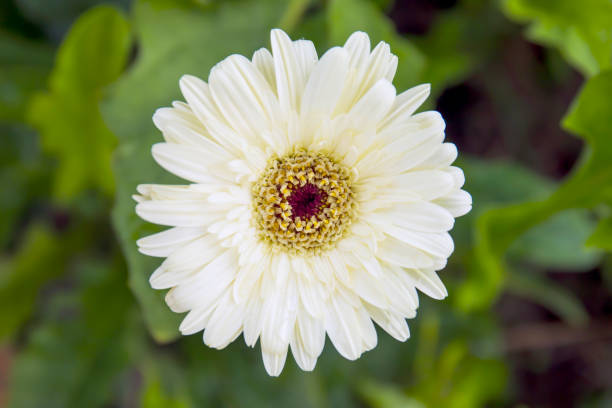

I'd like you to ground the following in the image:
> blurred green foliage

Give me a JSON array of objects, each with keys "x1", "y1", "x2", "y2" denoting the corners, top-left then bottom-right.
[
  {"x1": 2, "y1": 0, "x2": 611, "y2": 407},
  {"x1": 28, "y1": 5, "x2": 131, "y2": 200},
  {"x1": 503, "y1": 0, "x2": 612, "y2": 76}
]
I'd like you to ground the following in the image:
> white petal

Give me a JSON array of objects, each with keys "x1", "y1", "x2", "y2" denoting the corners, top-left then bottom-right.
[
  {"x1": 336, "y1": 37, "x2": 399, "y2": 114},
  {"x1": 208, "y1": 55, "x2": 278, "y2": 140},
  {"x1": 271, "y1": 29, "x2": 309, "y2": 113},
  {"x1": 178, "y1": 75, "x2": 245, "y2": 154},
  {"x1": 156, "y1": 120, "x2": 233, "y2": 162},
  {"x1": 296, "y1": 309, "x2": 326, "y2": 357},
  {"x1": 262, "y1": 349, "x2": 288, "y2": 377},
  {"x1": 324, "y1": 293, "x2": 365, "y2": 360},
  {"x1": 300, "y1": 47, "x2": 348, "y2": 119},
  {"x1": 395, "y1": 170, "x2": 455, "y2": 200},
  {"x1": 164, "y1": 249, "x2": 237, "y2": 313},
  {"x1": 136, "y1": 184, "x2": 207, "y2": 201},
  {"x1": 290, "y1": 336, "x2": 318, "y2": 371},
  {"x1": 387, "y1": 133, "x2": 445, "y2": 174},
  {"x1": 137, "y1": 226, "x2": 206, "y2": 257},
  {"x1": 260, "y1": 271, "x2": 297, "y2": 354},
  {"x1": 179, "y1": 302, "x2": 217, "y2": 335},
  {"x1": 343, "y1": 31, "x2": 371, "y2": 69},
  {"x1": 204, "y1": 292, "x2": 246, "y2": 349},
  {"x1": 364, "y1": 304, "x2": 410, "y2": 341},
  {"x1": 445, "y1": 166, "x2": 465, "y2": 188},
  {"x1": 153, "y1": 106, "x2": 233, "y2": 160},
  {"x1": 243, "y1": 293, "x2": 264, "y2": 347},
  {"x1": 389, "y1": 201, "x2": 455, "y2": 233},
  {"x1": 384, "y1": 228, "x2": 454, "y2": 259},
  {"x1": 406, "y1": 268, "x2": 448, "y2": 299},
  {"x1": 150, "y1": 234, "x2": 222, "y2": 289},
  {"x1": 356, "y1": 306, "x2": 377, "y2": 351},
  {"x1": 298, "y1": 273, "x2": 325, "y2": 318},
  {"x1": 233, "y1": 257, "x2": 265, "y2": 303},
  {"x1": 293, "y1": 39, "x2": 318, "y2": 78},
  {"x1": 381, "y1": 267, "x2": 419, "y2": 315},
  {"x1": 416, "y1": 142, "x2": 457, "y2": 169},
  {"x1": 346, "y1": 79, "x2": 396, "y2": 131},
  {"x1": 435, "y1": 189, "x2": 472, "y2": 217},
  {"x1": 325, "y1": 249, "x2": 350, "y2": 285},
  {"x1": 252, "y1": 47, "x2": 276, "y2": 91},
  {"x1": 379, "y1": 83, "x2": 431, "y2": 130},
  {"x1": 151, "y1": 143, "x2": 231, "y2": 184},
  {"x1": 376, "y1": 236, "x2": 434, "y2": 269},
  {"x1": 379, "y1": 111, "x2": 445, "y2": 152},
  {"x1": 136, "y1": 199, "x2": 223, "y2": 227},
  {"x1": 351, "y1": 268, "x2": 389, "y2": 309}
]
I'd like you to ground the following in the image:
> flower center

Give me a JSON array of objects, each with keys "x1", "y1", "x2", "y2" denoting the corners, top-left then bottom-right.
[
  {"x1": 287, "y1": 183, "x2": 326, "y2": 219},
  {"x1": 252, "y1": 150, "x2": 355, "y2": 254}
]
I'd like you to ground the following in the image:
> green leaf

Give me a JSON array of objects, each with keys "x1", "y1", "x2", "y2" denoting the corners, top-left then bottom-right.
[
  {"x1": 7, "y1": 258, "x2": 139, "y2": 408},
  {"x1": 586, "y1": 216, "x2": 612, "y2": 250},
  {"x1": 458, "y1": 70, "x2": 612, "y2": 311},
  {"x1": 502, "y1": 0, "x2": 612, "y2": 76},
  {"x1": 454, "y1": 158, "x2": 600, "y2": 270},
  {"x1": 327, "y1": 0, "x2": 426, "y2": 90},
  {"x1": 142, "y1": 378, "x2": 191, "y2": 408},
  {"x1": 27, "y1": 5, "x2": 131, "y2": 201},
  {"x1": 140, "y1": 358, "x2": 192, "y2": 408},
  {"x1": 405, "y1": 340, "x2": 507, "y2": 408},
  {"x1": 358, "y1": 380, "x2": 425, "y2": 408},
  {"x1": 102, "y1": 0, "x2": 289, "y2": 342},
  {"x1": 0, "y1": 224, "x2": 85, "y2": 339},
  {"x1": 508, "y1": 209, "x2": 601, "y2": 271}
]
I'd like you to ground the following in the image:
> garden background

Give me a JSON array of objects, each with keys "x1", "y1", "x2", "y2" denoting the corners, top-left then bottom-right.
[{"x1": 1, "y1": 0, "x2": 612, "y2": 406}]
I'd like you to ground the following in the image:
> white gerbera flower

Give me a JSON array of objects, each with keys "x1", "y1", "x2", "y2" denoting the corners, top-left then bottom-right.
[{"x1": 134, "y1": 28, "x2": 471, "y2": 376}]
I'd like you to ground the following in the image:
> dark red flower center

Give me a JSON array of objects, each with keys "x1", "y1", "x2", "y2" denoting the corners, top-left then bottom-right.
[{"x1": 287, "y1": 183, "x2": 327, "y2": 219}]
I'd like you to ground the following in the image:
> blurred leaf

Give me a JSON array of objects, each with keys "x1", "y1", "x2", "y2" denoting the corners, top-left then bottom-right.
[
  {"x1": 278, "y1": 0, "x2": 311, "y2": 33},
  {"x1": 0, "y1": 30, "x2": 53, "y2": 245},
  {"x1": 458, "y1": 70, "x2": 612, "y2": 311},
  {"x1": 15, "y1": 0, "x2": 131, "y2": 38},
  {"x1": 0, "y1": 30, "x2": 53, "y2": 122},
  {"x1": 0, "y1": 224, "x2": 84, "y2": 339},
  {"x1": 102, "y1": 0, "x2": 289, "y2": 342},
  {"x1": 364, "y1": 340, "x2": 507, "y2": 408},
  {"x1": 415, "y1": 341, "x2": 507, "y2": 408},
  {"x1": 28, "y1": 5, "x2": 131, "y2": 201},
  {"x1": 506, "y1": 268, "x2": 589, "y2": 325},
  {"x1": 140, "y1": 357, "x2": 192, "y2": 408},
  {"x1": 359, "y1": 380, "x2": 425, "y2": 408},
  {"x1": 586, "y1": 216, "x2": 612, "y2": 251},
  {"x1": 0, "y1": 124, "x2": 51, "y2": 248},
  {"x1": 508, "y1": 209, "x2": 600, "y2": 271},
  {"x1": 327, "y1": 0, "x2": 426, "y2": 90},
  {"x1": 502, "y1": 0, "x2": 612, "y2": 76},
  {"x1": 454, "y1": 158, "x2": 600, "y2": 270},
  {"x1": 7, "y1": 258, "x2": 139, "y2": 408},
  {"x1": 461, "y1": 158, "x2": 552, "y2": 205},
  {"x1": 141, "y1": 378, "x2": 191, "y2": 408}
]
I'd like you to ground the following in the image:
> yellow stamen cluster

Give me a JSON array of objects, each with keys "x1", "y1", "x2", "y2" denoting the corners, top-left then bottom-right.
[{"x1": 252, "y1": 150, "x2": 355, "y2": 254}]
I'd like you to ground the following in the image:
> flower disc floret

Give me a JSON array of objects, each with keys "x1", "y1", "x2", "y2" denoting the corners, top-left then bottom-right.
[{"x1": 252, "y1": 149, "x2": 355, "y2": 254}]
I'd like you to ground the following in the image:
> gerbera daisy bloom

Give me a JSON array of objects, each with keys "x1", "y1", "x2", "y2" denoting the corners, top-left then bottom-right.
[{"x1": 134, "y1": 28, "x2": 471, "y2": 376}]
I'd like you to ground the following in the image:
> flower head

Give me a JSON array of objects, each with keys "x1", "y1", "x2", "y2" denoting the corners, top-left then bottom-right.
[{"x1": 134, "y1": 28, "x2": 471, "y2": 376}]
